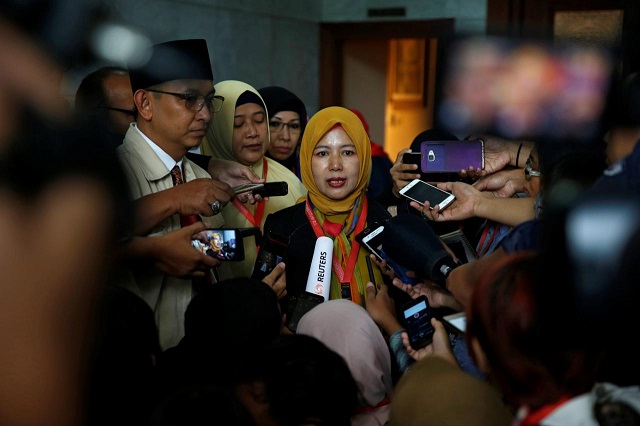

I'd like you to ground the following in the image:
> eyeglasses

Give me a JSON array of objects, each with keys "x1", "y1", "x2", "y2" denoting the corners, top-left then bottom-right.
[
  {"x1": 524, "y1": 155, "x2": 541, "y2": 180},
  {"x1": 102, "y1": 106, "x2": 138, "y2": 117},
  {"x1": 269, "y1": 120, "x2": 301, "y2": 133},
  {"x1": 146, "y1": 89, "x2": 224, "y2": 113}
]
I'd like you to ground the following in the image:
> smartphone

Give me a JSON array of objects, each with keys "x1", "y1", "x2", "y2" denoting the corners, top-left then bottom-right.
[
  {"x1": 287, "y1": 291, "x2": 324, "y2": 333},
  {"x1": 399, "y1": 179, "x2": 456, "y2": 211},
  {"x1": 233, "y1": 183, "x2": 265, "y2": 195},
  {"x1": 251, "y1": 231, "x2": 288, "y2": 281},
  {"x1": 355, "y1": 222, "x2": 417, "y2": 285},
  {"x1": 402, "y1": 296, "x2": 435, "y2": 349},
  {"x1": 252, "y1": 181, "x2": 288, "y2": 197},
  {"x1": 402, "y1": 152, "x2": 422, "y2": 168},
  {"x1": 191, "y1": 228, "x2": 245, "y2": 261},
  {"x1": 420, "y1": 140, "x2": 484, "y2": 173},
  {"x1": 442, "y1": 311, "x2": 467, "y2": 336},
  {"x1": 402, "y1": 151, "x2": 457, "y2": 183}
]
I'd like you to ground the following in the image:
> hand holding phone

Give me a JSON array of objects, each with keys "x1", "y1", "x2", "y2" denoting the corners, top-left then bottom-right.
[
  {"x1": 399, "y1": 179, "x2": 455, "y2": 211},
  {"x1": 402, "y1": 295, "x2": 435, "y2": 349},
  {"x1": 252, "y1": 181, "x2": 288, "y2": 197},
  {"x1": 232, "y1": 183, "x2": 265, "y2": 195}
]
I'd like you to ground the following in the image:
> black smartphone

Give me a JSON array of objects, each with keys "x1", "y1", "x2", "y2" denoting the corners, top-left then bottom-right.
[
  {"x1": 402, "y1": 295, "x2": 435, "y2": 349},
  {"x1": 399, "y1": 179, "x2": 456, "y2": 211},
  {"x1": 232, "y1": 183, "x2": 265, "y2": 195},
  {"x1": 251, "y1": 231, "x2": 288, "y2": 281},
  {"x1": 402, "y1": 151, "x2": 422, "y2": 168},
  {"x1": 253, "y1": 181, "x2": 288, "y2": 197},
  {"x1": 191, "y1": 228, "x2": 245, "y2": 261},
  {"x1": 287, "y1": 291, "x2": 324, "y2": 333}
]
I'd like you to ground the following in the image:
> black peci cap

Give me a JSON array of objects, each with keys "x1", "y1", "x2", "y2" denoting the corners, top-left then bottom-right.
[{"x1": 128, "y1": 38, "x2": 213, "y2": 92}]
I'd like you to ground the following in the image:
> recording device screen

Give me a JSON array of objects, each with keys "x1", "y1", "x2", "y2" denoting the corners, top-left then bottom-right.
[
  {"x1": 191, "y1": 229, "x2": 244, "y2": 261},
  {"x1": 252, "y1": 232, "x2": 288, "y2": 281},
  {"x1": 403, "y1": 297, "x2": 435, "y2": 349},
  {"x1": 436, "y1": 36, "x2": 614, "y2": 142}
]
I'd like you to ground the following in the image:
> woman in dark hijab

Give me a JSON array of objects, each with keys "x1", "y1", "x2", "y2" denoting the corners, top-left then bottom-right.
[{"x1": 258, "y1": 86, "x2": 307, "y2": 178}]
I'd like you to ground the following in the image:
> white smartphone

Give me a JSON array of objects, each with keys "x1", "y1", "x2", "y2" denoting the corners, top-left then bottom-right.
[
  {"x1": 355, "y1": 223, "x2": 385, "y2": 262},
  {"x1": 442, "y1": 311, "x2": 466, "y2": 335},
  {"x1": 399, "y1": 179, "x2": 456, "y2": 211}
]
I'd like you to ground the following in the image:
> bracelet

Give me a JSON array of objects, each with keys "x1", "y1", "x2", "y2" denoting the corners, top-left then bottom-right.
[{"x1": 515, "y1": 143, "x2": 523, "y2": 168}]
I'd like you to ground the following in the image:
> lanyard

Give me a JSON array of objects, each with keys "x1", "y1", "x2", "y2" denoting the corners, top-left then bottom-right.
[
  {"x1": 518, "y1": 396, "x2": 571, "y2": 426},
  {"x1": 476, "y1": 220, "x2": 499, "y2": 259},
  {"x1": 232, "y1": 157, "x2": 268, "y2": 227},
  {"x1": 304, "y1": 197, "x2": 368, "y2": 285}
]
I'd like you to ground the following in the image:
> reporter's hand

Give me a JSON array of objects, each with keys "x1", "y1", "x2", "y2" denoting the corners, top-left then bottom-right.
[
  {"x1": 460, "y1": 135, "x2": 516, "y2": 178},
  {"x1": 261, "y1": 262, "x2": 287, "y2": 299},
  {"x1": 368, "y1": 254, "x2": 395, "y2": 278},
  {"x1": 392, "y1": 277, "x2": 463, "y2": 311},
  {"x1": 174, "y1": 178, "x2": 235, "y2": 216},
  {"x1": 415, "y1": 181, "x2": 489, "y2": 222},
  {"x1": 365, "y1": 282, "x2": 402, "y2": 335},
  {"x1": 472, "y1": 168, "x2": 524, "y2": 198},
  {"x1": 401, "y1": 318, "x2": 457, "y2": 366},
  {"x1": 207, "y1": 158, "x2": 266, "y2": 205},
  {"x1": 391, "y1": 148, "x2": 421, "y2": 197},
  {"x1": 152, "y1": 222, "x2": 220, "y2": 278}
]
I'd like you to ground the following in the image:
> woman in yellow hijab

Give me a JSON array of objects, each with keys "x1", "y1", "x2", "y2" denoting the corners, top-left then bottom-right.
[
  {"x1": 263, "y1": 106, "x2": 393, "y2": 308},
  {"x1": 201, "y1": 80, "x2": 307, "y2": 278}
]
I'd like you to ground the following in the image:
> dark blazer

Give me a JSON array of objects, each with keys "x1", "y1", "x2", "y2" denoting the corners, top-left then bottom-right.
[{"x1": 262, "y1": 197, "x2": 411, "y2": 313}]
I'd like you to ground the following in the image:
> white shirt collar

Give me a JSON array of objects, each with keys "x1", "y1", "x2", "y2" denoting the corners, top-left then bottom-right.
[{"x1": 133, "y1": 123, "x2": 183, "y2": 172}]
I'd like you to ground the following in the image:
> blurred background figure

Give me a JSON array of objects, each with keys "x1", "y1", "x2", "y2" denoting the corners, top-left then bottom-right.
[
  {"x1": 0, "y1": 1, "x2": 138, "y2": 424},
  {"x1": 74, "y1": 66, "x2": 136, "y2": 148}
]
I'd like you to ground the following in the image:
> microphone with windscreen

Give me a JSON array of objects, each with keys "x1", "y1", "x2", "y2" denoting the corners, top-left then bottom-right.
[
  {"x1": 305, "y1": 236, "x2": 333, "y2": 300},
  {"x1": 382, "y1": 214, "x2": 458, "y2": 284}
]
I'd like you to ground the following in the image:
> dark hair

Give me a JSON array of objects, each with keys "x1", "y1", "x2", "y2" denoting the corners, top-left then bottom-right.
[
  {"x1": 150, "y1": 384, "x2": 257, "y2": 426},
  {"x1": 252, "y1": 334, "x2": 358, "y2": 426},
  {"x1": 75, "y1": 66, "x2": 129, "y2": 111},
  {"x1": 179, "y1": 277, "x2": 282, "y2": 384},
  {"x1": 467, "y1": 253, "x2": 604, "y2": 411}
]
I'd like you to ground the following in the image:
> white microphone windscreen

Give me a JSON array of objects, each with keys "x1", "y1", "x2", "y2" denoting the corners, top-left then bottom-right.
[{"x1": 305, "y1": 236, "x2": 333, "y2": 300}]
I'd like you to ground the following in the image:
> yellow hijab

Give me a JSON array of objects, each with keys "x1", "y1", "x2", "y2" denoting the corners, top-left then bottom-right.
[
  {"x1": 299, "y1": 106, "x2": 372, "y2": 214},
  {"x1": 299, "y1": 106, "x2": 382, "y2": 304}
]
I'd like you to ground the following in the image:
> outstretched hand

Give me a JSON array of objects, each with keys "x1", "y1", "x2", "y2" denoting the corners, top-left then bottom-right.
[
  {"x1": 401, "y1": 318, "x2": 458, "y2": 366},
  {"x1": 261, "y1": 262, "x2": 287, "y2": 299}
]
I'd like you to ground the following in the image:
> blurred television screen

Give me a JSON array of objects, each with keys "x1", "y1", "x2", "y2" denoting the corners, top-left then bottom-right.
[{"x1": 436, "y1": 36, "x2": 615, "y2": 143}]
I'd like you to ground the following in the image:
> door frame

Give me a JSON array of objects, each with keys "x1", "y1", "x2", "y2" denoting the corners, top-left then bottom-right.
[{"x1": 319, "y1": 19, "x2": 455, "y2": 109}]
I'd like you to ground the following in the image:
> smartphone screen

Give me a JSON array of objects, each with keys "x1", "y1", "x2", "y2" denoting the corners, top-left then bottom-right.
[
  {"x1": 252, "y1": 231, "x2": 288, "y2": 280},
  {"x1": 191, "y1": 229, "x2": 245, "y2": 261},
  {"x1": 403, "y1": 296, "x2": 435, "y2": 349},
  {"x1": 442, "y1": 312, "x2": 467, "y2": 335},
  {"x1": 399, "y1": 179, "x2": 455, "y2": 210},
  {"x1": 357, "y1": 224, "x2": 385, "y2": 262}
]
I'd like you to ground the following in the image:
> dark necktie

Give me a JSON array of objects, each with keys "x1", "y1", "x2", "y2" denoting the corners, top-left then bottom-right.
[{"x1": 170, "y1": 165, "x2": 201, "y2": 227}]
